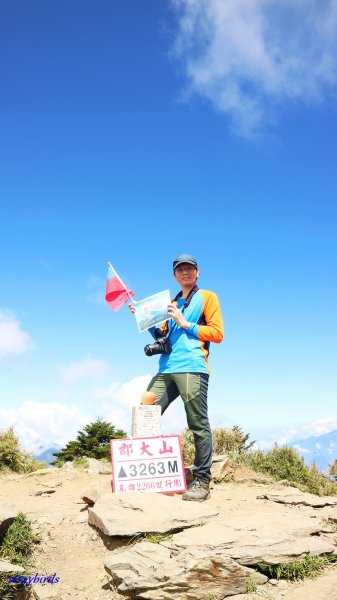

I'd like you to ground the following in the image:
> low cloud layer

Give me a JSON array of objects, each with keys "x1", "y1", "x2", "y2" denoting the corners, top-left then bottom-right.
[
  {"x1": 171, "y1": 0, "x2": 337, "y2": 136},
  {"x1": 281, "y1": 417, "x2": 337, "y2": 443},
  {"x1": 257, "y1": 417, "x2": 337, "y2": 450},
  {"x1": 0, "y1": 375, "x2": 187, "y2": 455},
  {"x1": 0, "y1": 401, "x2": 91, "y2": 455},
  {"x1": 0, "y1": 310, "x2": 34, "y2": 356}
]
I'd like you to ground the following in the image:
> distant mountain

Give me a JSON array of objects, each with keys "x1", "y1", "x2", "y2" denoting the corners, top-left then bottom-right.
[
  {"x1": 290, "y1": 429, "x2": 337, "y2": 472},
  {"x1": 35, "y1": 447, "x2": 61, "y2": 465}
]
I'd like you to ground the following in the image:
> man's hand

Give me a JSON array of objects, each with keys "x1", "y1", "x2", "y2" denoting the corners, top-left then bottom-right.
[
  {"x1": 167, "y1": 302, "x2": 190, "y2": 330},
  {"x1": 128, "y1": 302, "x2": 136, "y2": 314}
]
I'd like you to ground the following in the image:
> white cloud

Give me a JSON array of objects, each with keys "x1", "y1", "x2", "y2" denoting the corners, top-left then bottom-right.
[
  {"x1": 171, "y1": 0, "x2": 337, "y2": 136},
  {"x1": 300, "y1": 417, "x2": 337, "y2": 438},
  {"x1": 59, "y1": 356, "x2": 111, "y2": 385},
  {"x1": 0, "y1": 375, "x2": 191, "y2": 456},
  {"x1": 293, "y1": 444, "x2": 310, "y2": 455},
  {"x1": 0, "y1": 310, "x2": 34, "y2": 356},
  {"x1": 0, "y1": 401, "x2": 91, "y2": 455},
  {"x1": 276, "y1": 417, "x2": 337, "y2": 445},
  {"x1": 253, "y1": 417, "x2": 337, "y2": 449},
  {"x1": 93, "y1": 374, "x2": 187, "y2": 436}
]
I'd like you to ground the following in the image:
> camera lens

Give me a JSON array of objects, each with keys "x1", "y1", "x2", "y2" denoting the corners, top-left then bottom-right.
[{"x1": 144, "y1": 344, "x2": 153, "y2": 356}]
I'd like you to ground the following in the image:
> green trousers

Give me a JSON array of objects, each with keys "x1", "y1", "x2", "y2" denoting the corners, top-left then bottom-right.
[{"x1": 146, "y1": 372, "x2": 212, "y2": 480}]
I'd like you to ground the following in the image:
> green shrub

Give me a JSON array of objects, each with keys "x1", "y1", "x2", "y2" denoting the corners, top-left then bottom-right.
[
  {"x1": 212, "y1": 425, "x2": 255, "y2": 455},
  {"x1": 241, "y1": 445, "x2": 337, "y2": 496},
  {"x1": 180, "y1": 428, "x2": 195, "y2": 465},
  {"x1": 181, "y1": 424, "x2": 337, "y2": 496},
  {"x1": 0, "y1": 512, "x2": 38, "y2": 599},
  {"x1": 0, "y1": 427, "x2": 45, "y2": 474},
  {"x1": 329, "y1": 458, "x2": 337, "y2": 479},
  {"x1": 0, "y1": 513, "x2": 38, "y2": 566},
  {"x1": 181, "y1": 425, "x2": 254, "y2": 466},
  {"x1": 246, "y1": 575, "x2": 257, "y2": 592},
  {"x1": 52, "y1": 418, "x2": 127, "y2": 465},
  {"x1": 257, "y1": 554, "x2": 337, "y2": 581}
]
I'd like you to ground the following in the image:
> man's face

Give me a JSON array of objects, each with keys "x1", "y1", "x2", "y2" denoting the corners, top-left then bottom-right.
[{"x1": 174, "y1": 263, "x2": 199, "y2": 287}]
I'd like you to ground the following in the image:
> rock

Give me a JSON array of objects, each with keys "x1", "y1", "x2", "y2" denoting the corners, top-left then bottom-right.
[
  {"x1": 277, "y1": 580, "x2": 289, "y2": 590},
  {"x1": 32, "y1": 586, "x2": 59, "y2": 599},
  {"x1": 37, "y1": 480, "x2": 62, "y2": 488},
  {"x1": 184, "y1": 455, "x2": 232, "y2": 484},
  {"x1": 283, "y1": 570, "x2": 337, "y2": 599},
  {"x1": 0, "y1": 507, "x2": 18, "y2": 537},
  {"x1": 0, "y1": 560, "x2": 25, "y2": 573},
  {"x1": 167, "y1": 521, "x2": 244, "y2": 551},
  {"x1": 184, "y1": 467, "x2": 193, "y2": 486},
  {"x1": 257, "y1": 490, "x2": 337, "y2": 508},
  {"x1": 62, "y1": 461, "x2": 75, "y2": 470},
  {"x1": 23, "y1": 468, "x2": 54, "y2": 478},
  {"x1": 81, "y1": 482, "x2": 110, "y2": 506},
  {"x1": 88, "y1": 492, "x2": 218, "y2": 536},
  {"x1": 211, "y1": 454, "x2": 231, "y2": 482},
  {"x1": 227, "y1": 536, "x2": 335, "y2": 566},
  {"x1": 169, "y1": 511, "x2": 323, "y2": 551},
  {"x1": 234, "y1": 473, "x2": 272, "y2": 485},
  {"x1": 85, "y1": 458, "x2": 111, "y2": 475},
  {"x1": 104, "y1": 541, "x2": 267, "y2": 599},
  {"x1": 168, "y1": 512, "x2": 335, "y2": 566},
  {"x1": 31, "y1": 488, "x2": 57, "y2": 496}
]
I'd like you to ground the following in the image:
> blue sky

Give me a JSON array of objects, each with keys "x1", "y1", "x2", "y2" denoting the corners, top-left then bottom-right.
[{"x1": 1, "y1": 0, "x2": 337, "y2": 455}]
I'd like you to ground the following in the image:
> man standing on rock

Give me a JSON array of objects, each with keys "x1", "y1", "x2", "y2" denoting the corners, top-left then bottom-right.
[{"x1": 130, "y1": 254, "x2": 224, "y2": 502}]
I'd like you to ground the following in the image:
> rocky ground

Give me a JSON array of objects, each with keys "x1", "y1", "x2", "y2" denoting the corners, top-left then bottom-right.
[{"x1": 1, "y1": 462, "x2": 337, "y2": 600}]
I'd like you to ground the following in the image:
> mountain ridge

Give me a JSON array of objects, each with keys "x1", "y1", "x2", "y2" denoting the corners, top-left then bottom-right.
[{"x1": 291, "y1": 429, "x2": 337, "y2": 472}]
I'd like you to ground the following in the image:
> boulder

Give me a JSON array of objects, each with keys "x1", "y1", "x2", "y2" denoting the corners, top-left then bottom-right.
[
  {"x1": 257, "y1": 490, "x2": 337, "y2": 508},
  {"x1": 0, "y1": 560, "x2": 25, "y2": 574},
  {"x1": 228, "y1": 536, "x2": 336, "y2": 566},
  {"x1": 169, "y1": 511, "x2": 324, "y2": 551},
  {"x1": 168, "y1": 511, "x2": 335, "y2": 565},
  {"x1": 85, "y1": 458, "x2": 111, "y2": 475},
  {"x1": 88, "y1": 492, "x2": 218, "y2": 536},
  {"x1": 211, "y1": 454, "x2": 231, "y2": 482},
  {"x1": 81, "y1": 482, "x2": 111, "y2": 506},
  {"x1": 104, "y1": 541, "x2": 267, "y2": 599}
]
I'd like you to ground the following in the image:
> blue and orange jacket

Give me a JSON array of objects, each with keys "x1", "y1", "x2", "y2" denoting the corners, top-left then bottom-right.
[{"x1": 149, "y1": 289, "x2": 224, "y2": 375}]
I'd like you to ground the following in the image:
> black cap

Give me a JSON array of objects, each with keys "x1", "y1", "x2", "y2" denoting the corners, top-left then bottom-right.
[{"x1": 173, "y1": 253, "x2": 198, "y2": 270}]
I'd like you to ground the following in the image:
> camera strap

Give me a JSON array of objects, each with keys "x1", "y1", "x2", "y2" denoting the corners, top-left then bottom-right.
[
  {"x1": 173, "y1": 284, "x2": 199, "y2": 310},
  {"x1": 165, "y1": 285, "x2": 199, "y2": 339}
]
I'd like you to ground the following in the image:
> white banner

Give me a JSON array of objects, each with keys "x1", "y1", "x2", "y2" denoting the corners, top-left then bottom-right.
[{"x1": 134, "y1": 289, "x2": 171, "y2": 332}]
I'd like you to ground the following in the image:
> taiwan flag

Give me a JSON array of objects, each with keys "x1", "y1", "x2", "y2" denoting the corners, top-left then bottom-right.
[{"x1": 105, "y1": 263, "x2": 135, "y2": 311}]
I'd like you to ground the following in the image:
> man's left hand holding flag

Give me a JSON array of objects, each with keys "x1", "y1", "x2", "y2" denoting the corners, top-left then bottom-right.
[{"x1": 105, "y1": 262, "x2": 135, "y2": 311}]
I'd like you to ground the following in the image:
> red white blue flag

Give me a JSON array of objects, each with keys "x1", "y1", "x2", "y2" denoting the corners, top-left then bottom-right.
[{"x1": 105, "y1": 263, "x2": 135, "y2": 311}]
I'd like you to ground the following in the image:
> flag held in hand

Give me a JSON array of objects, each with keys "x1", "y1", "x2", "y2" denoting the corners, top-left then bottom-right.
[{"x1": 105, "y1": 262, "x2": 135, "y2": 311}]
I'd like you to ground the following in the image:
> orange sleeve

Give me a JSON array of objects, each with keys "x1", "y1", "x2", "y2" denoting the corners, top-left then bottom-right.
[{"x1": 198, "y1": 290, "x2": 224, "y2": 343}]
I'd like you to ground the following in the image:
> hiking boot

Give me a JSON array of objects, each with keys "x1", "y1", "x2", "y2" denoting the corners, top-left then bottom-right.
[{"x1": 182, "y1": 477, "x2": 210, "y2": 502}]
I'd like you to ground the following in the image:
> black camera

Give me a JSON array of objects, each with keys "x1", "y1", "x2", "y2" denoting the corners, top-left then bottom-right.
[{"x1": 144, "y1": 336, "x2": 172, "y2": 356}]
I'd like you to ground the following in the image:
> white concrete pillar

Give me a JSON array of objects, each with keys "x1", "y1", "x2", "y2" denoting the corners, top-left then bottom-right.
[{"x1": 131, "y1": 405, "x2": 161, "y2": 437}]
